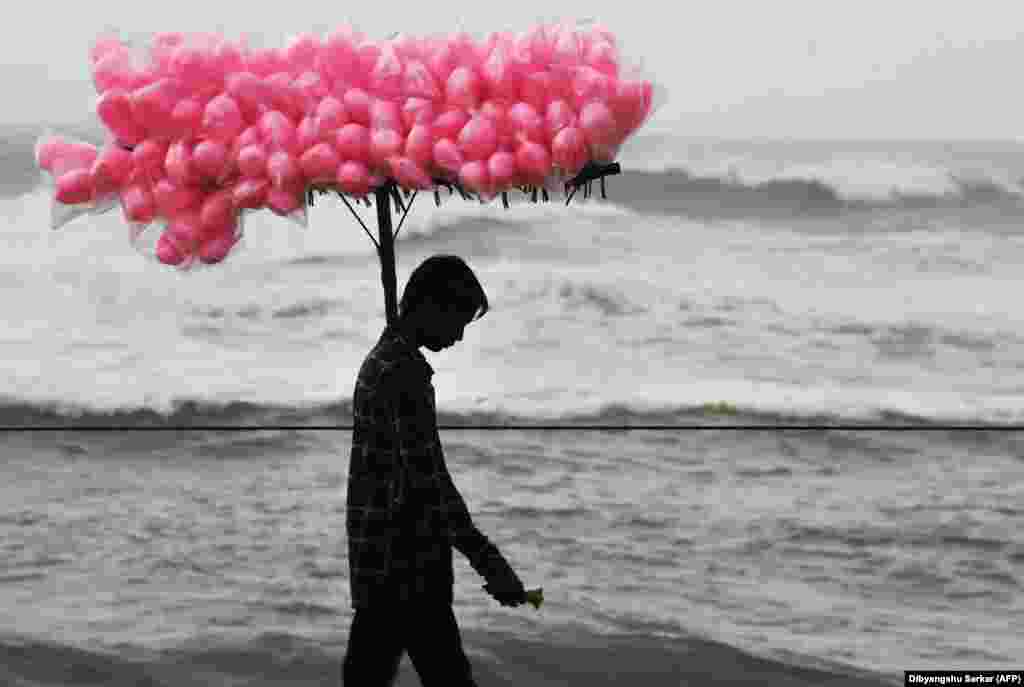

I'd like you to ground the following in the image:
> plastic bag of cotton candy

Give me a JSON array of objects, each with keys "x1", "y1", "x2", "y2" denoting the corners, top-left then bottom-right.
[{"x1": 35, "y1": 21, "x2": 665, "y2": 270}]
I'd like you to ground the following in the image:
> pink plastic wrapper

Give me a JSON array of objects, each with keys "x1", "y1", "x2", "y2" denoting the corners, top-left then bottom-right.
[
  {"x1": 129, "y1": 206, "x2": 248, "y2": 272},
  {"x1": 39, "y1": 21, "x2": 665, "y2": 267},
  {"x1": 36, "y1": 129, "x2": 122, "y2": 230}
]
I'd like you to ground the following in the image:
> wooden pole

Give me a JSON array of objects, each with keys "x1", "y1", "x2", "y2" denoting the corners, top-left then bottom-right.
[{"x1": 375, "y1": 182, "x2": 398, "y2": 326}]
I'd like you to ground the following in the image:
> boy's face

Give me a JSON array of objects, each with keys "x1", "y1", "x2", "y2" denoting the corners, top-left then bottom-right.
[{"x1": 420, "y1": 301, "x2": 474, "y2": 352}]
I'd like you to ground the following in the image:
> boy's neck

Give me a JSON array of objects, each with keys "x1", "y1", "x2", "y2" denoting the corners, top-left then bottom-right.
[{"x1": 391, "y1": 317, "x2": 423, "y2": 350}]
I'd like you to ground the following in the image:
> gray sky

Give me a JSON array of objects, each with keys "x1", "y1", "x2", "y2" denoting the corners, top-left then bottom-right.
[{"x1": 6, "y1": 0, "x2": 1024, "y2": 139}]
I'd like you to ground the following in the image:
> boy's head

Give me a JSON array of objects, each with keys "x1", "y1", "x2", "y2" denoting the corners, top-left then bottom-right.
[{"x1": 397, "y1": 254, "x2": 489, "y2": 352}]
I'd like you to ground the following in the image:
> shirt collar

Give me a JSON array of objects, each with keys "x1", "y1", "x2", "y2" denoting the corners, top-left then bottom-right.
[{"x1": 382, "y1": 323, "x2": 434, "y2": 378}]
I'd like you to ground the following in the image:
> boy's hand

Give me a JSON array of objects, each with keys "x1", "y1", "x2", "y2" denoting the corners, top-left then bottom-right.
[
  {"x1": 483, "y1": 582, "x2": 525, "y2": 607},
  {"x1": 482, "y1": 583, "x2": 543, "y2": 609}
]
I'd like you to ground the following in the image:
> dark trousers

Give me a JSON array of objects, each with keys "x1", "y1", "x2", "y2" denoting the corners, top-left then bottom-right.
[{"x1": 342, "y1": 599, "x2": 478, "y2": 686}]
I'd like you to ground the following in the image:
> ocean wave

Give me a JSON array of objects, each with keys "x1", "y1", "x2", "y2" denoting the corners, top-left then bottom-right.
[
  {"x1": 598, "y1": 167, "x2": 1024, "y2": 220},
  {"x1": 0, "y1": 394, "x2": 1017, "y2": 431}
]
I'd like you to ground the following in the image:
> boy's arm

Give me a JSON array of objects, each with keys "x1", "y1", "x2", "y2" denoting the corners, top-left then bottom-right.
[
  {"x1": 386, "y1": 369, "x2": 524, "y2": 595},
  {"x1": 436, "y1": 464, "x2": 524, "y2": 594}
]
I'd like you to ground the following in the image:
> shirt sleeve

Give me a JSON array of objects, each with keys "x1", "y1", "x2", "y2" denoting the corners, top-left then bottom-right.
[{"x1": 384, "y1": 365, "x2": 523, "y2": 591}]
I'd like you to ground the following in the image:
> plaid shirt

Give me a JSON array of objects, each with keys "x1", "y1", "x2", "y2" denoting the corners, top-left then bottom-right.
[{"x1": 346, "y1": 324, "x2": 522, "y2": 609}]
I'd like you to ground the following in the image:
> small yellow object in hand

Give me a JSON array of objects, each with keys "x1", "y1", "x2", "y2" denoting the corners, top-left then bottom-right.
[{"x1": 525, "y1": 588, "x2": 543, "y2": 610}]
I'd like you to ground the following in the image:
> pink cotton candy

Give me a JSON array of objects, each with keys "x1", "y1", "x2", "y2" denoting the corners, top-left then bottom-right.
[
  {"x1": 402, "y1": 98, "x2": 436, "y2": 129},
  {"x1": 551, "y1": 126, "x2": 588, "y2": 175},
  {"x1": 131, "y1": 78, "x2": 182, "y2": 132},
  {"x1": 448, "y1": 32, "x2": 484, "y2": 68},
  {"x1": 322, "y1": 30, "x2": 359, "y2": 84},
  {"x1": 334, "y1": 123, "x2": 370, "y2": 160},
  {"x1": 520, "y1": 71, "x2": 552, "y2": 110},
  {"x1": 169, "y1": 44, "x2": 212, "y2": 89},
  {"x1": 585, "y1": 40, "x2": 619, "y2": 78},
  {"x1": 433, "y1": 108, "x2": 469, "y2": 140},
  {"x1": 245, "y1": 47, "x2": 287, "y2": 78},
  {"x1": 579, "y1": 101, "x2": 618, "y2": 147},
  {"x1": 432, "y1": 138, "x2": 463, "y2": 177},
  {"x1": 264, "y1": 72, "x2": 302, "y2": 119},
  {"x1": 480, "y1": 100, "x2": 515, "y2": 149},
  {"x1": 226, "y1": 72, "x2": 270, "y2": 120},
  {"x1": 48, "y1": 142, "x2": 99, "y2": 178},
  {"x1": 259, "y1": 110, "x2": 297, "y2": 153},
  {"x1": 267, "y1": 150, "x2": 301, "y2": 187},
  {"x1": 97, "y1": 89, "x2": 147, "y2": 146},
  {"x1": 199, "y1": 189, "x2": 236, "y2": 236},
  {"x1": 156, "y1": 232, "x2": 188, "y2": 266},
  {"x1": 545, "y1": 99, "x2": 577, "y2": 139},
  {"x1": 427, "y1": 43, "x2": 458, "y2": 85},
  {"x1": 35, "y1": 136, "x2": 64, "y2": 172},
  {"x1": 297, "y1": 116, "x2": 320, "y2": 151},
  {"x1": 203, "y1": 94, "x2": 245, "y2": 142},
  {"x1": 211, "y1": 39, "x2": 245, "y2": 77},
  {"x1": 404, "y1": 125, "x2": 435, "y2": 169},
  {"x1": 552, "y1": 25, "x2": 584, "y2": 67},
  {"x1": 88, "y1": 166, "x2": 119, "y2": 198},
  {"x1": 91, "y1": 145, "x2": 135, "y2": 192},
  {"x1": 91, "y1": 36, "x2": 125, "y2": 66},
  {"x1": 149, "y1": 32, "x2": 185, "y2": 73},
  {"x1": 266, "y1": 184, "x2": 303, "y2": 215},
  {"x1": 508, "y1": 102, "x2": 545, "y2": 143},
  {"x1": 526, "y1": 26, "x2": 556, "y2": 68},
  {"x1": 487, "y1": 151, "x2": 517, "y2": 190},
  {"x1": 170, "y1": 98, "x2": 204, "y2": 139},
  {"x1": 165, "y1": 140, "x2": 195, "y2": 187},
  {"x1": 198, "y1": 230, "x2": 237, "y2": 264},
  {"x1": 235, "y1": 125, "x2": 262, "y2": 149},
  {"x1": 369, "y1": 128, "x2": 404, "y2": 170},
  {"x1": 299, "y1": 143, "x2": 341, "y2": 183},
  {"x1": 153, "y1": 178, "x2": 200, "y2": 215},
  {"x1": 389, "y1": 156, "x2": 433, "y2": 190},
  {"x1": 336, "y1": 160, "x2": 371, "y2": 196},
  {"x1": 480, "y1": 100, "x2": 508, "y2": 126},
  {"x1": 233, "y1": 178, "x2": 269, "y2": 209},
  {"x1": 370, "y1": 46, "x2": 404, "y2": 98},
  {"x1": 403, "y1": 60, "x2": 441, "y2": 101},
  {"x1": 192, "y1": 139, "x2": 230, "y2": 181},
  {"x1": 342, "y1": 88, "x2": 373, "y2": 126},
  {"x1": 457, "y1": 115, "x2": 498, "y2": 161},
  {"x1": 56, "y1": 169, "x2": 95, "y2": 205},
  {"x1": 284, "y1": 33, "x2": 322, "y2": 74},
  {"x1": 92, "y1": 48, "x2": 135, "y2": 94},
  {"x1": 459, "y1": 160, "x2": 490, "y2": 195},
  {"x1": 315, "y1": 96, "x2": 348, "y2": 136},
  {"x1": 610, "y1": 80, "x2": 653, "y2": 134},
  {"x1": 236, "y1": 144, "x2": 268, "y2": 178},
  {"x1": 390, "y1": 33, "x2": 422, "y2": 62},
  {"x1": 356, "y1": 41, "x2": 383, "y2": 76},
  {"x1": 370, "y1": 100, "x2": 404, "y2": 132},
  {"x1": 168, "y1": 208, "x2": 203, "y2": 246},
  {"x1": 292, "y1": 71, "x2": 328, "y2": 114},
  {"x1": 120, "y1": 183, "x2": 157, "y2": 223},
  {"x1": 571, "y1": 67, "x2": 612, "y2": 109},
  {"x1": 481, "y1": 42, "x2": 520, "y2": 98},
  {"x1": 132, "y1": 139, "x2": 169, "y2": 179},
  {"x1": 445, "y1": 67, "x2": 482, "y2": 110},
  {"x1": 516, "y1": 140, "x2": 552, "y2": 184}
]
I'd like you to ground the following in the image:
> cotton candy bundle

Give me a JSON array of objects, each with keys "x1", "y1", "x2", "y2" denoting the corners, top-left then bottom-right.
[{"x1": 37, "y1": 21, "x2": 663, "y2": 269}]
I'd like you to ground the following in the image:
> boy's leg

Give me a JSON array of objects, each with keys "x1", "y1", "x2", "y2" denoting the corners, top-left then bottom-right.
[
  {"x1": 405, "y1": 603, "x2": 478, "y2": 687},
  {"x1": 342, "y1": 606, "x2": 403, "y2": 687}
]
